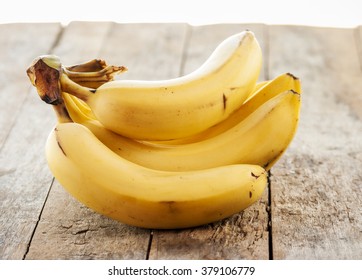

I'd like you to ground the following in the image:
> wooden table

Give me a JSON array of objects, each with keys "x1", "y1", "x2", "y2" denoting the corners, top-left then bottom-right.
[{"x1": 0, "y1": 22, "x2": 361, "y2": 260}]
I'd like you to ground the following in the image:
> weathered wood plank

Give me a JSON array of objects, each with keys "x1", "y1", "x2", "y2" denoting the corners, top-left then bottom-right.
[
  {"x1": 25, "y1": 22, "x2": 189, "y2": 259},
  {"x1": 356, "y1": 25, "x2": 362, "y2": 75},
  {"x1": 268, "y1": 25, "x2": 362, "y2": 259},
  {"x1": 0, "y1": 23, "x2": 62, "y2": 259},
  {"x1": 97, "y1": 23, "x2": 189, "y2": 80},
  {"x1": 148, "y1": 24, "x2": 270, "y2": 260},
  {"x1": 51, "y1": 21, "x2": 114, "y2": 65},
  {"x1": 26, "y1": 180, "x2": 151, "y2": 259},
  {"x1": 0, "y1": 23, "x2": 61, "y2": 150}
]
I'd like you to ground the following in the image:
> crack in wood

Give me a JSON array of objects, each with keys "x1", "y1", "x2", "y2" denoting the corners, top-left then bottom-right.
[{"x1": 267, "y1": 170, "x2": 273, "y2": 260}]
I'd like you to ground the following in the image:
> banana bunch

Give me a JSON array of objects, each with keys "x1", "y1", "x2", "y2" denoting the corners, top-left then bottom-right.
[
  {"x1": 60, "y1": 72, "x2": 301, "y2": 171},
  {"x1": 27, "y1": 30, "x2": 301, "y2": 229}
]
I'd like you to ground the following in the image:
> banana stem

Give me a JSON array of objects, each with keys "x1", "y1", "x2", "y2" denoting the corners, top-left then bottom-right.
[
  {"x1": 60, "y1": 73, "x2": 95, "y2": 101},
  {"x1": 64, "y1": 64, "x2": 127, "y2": 78},
  {"x1": 26, "y1": 56, "x2": 62, "y2": 105},
  {"x1": 27, "y1": 55, "x2": 97, "y2": 104},
  {"x1": 63, "y1": 63, "x2": 127, "y2": 89},
  {"x1": 65, "y1": 59, "x2": 107, "y2": 72},
  {"x1": 52, "y1": 101, "x2": 73, "y2": 123}
]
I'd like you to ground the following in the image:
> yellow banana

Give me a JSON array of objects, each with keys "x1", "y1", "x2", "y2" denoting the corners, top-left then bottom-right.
[
  {"x1": 130, "y1": 90, "x2": 301, "y2": 171},
  {"x1": 58, "y1": 30, "x2": 262, "y2": 140},
  {"x1": 251, "y1": 80, "x2": 269, "y2": 95},
  {"x1": 68, "y1": 93, "x2": 95, "y2": 119},
  {"x1": 68, "y1": 79, "x2": 271, "y2": 123},
  {"x1": 63, "y1": 79, "x2": 273, "y2": 126},
  {"x1": 46, "y1": 120, "x2": 267, "y2": 229},
  {"x1": 245, "y1": 72, "x2": 301, "y2": 103},
  {"x1": 156, "y1": 72, "x2": 301, "y2": 144},
  {"x1": 61, "y1": 72, "x2": 300, "y2": 171}
]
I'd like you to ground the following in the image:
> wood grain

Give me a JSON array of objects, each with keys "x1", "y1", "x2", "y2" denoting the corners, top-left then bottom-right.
[
  {"x1": 0, "y1": 23, "x2": 61, "y2": 150},
  {"x1": 268, "y1": 25, "x2": 362, "y2": 259},
  {"x1": 98, "y1": 23, "x2": 189, "y2": 80},
  {"x1": 0, "y1": 23, "x2": 61, "y2": 259},
  {"x1": 51, "y1": 21, "x2": 114, "y2": 65}
]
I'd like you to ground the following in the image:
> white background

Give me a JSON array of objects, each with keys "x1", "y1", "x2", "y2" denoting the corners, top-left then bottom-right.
[{"x1": 1, "y1": 0, "x2": 361, "y2": 27}]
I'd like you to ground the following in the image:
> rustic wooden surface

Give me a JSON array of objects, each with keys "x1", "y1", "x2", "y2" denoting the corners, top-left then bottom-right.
[{"x1": 0, "y1": 22, "x2": 361, "y2": 260}]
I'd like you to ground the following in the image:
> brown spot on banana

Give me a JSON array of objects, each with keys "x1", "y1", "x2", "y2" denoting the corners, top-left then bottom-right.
[
  {"x1": 54, "y1": 128, "x2": 67, "y2": 157},
  {"x1": 57, "y1": 140, "x2": 66, "y2": 156},
  {"x1": 223, "y1": 93, "x2": 227, "y2": 110},
  {"x1": 290, "y1": 89, "x2": 301, "y2": 95},
  {"x1": 160, "y1": 201, "x2": 178, "y2": 213}
]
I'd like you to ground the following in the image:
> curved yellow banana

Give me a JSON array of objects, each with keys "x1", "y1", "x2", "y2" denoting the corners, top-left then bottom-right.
[
  {"x1": 60, "y1": 31, "x2": 262, "y2": 140},
  {"x1": 157, "y1": 72, "x2": 301, "y2": 144},
  {"x1": 46, "y1": 122, "x2": 267, "y2": 229},
  {"x1": 131, "y1": 90, "x2": 301, "y2": 171},
  {"x1": 252, "y1": 80, "x2": 269, "y2": 94},
  {"x1": 67, "y1": 79, "x2": 272, "y2": 122},
  {"x1": 61, "y1": 72, "x2": 300, "y2": 171},
  {"x1": 62, "y1": 88, "x2": 300, "y2": 172}
]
